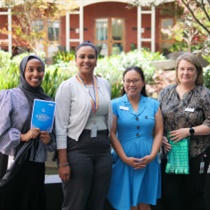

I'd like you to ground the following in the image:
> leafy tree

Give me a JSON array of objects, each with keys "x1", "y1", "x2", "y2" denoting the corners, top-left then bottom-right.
[
  {"x1": 176, "y1": 0, "x2": 210, "y2": 58},
  {"x1": 128, "y1": 0, "x2": 167, "y2": 7},
  {"x1": 178, "y1": 0, "x2": 210, "y2": 36},
  {"x1": 0, "y1": 0, "x2": 78, "y2": 54},
  {"x1": 161, "y1": 10, "x2": 207, "y2": 53},
  {"x1": 129, "y1": 0, "x2": 210, "y2": 58},
  {"x1": 129, "y1": 0, "x2": 209, "y2": 35}
]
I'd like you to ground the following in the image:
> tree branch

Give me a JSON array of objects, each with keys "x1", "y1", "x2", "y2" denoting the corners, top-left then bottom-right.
[
  {"x1": 181, "y1": 0, "x2": 210, "y2": 35},
  {"x1": 200, "y1": 0, "x2": 210, "y2": 22}
]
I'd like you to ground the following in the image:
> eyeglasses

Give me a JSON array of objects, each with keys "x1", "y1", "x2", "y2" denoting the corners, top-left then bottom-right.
[{"x1": 123, "y1": 79, "x2": 142, "y2": 85}]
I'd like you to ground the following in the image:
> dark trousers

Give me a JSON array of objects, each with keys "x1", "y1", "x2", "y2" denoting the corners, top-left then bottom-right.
[
  {"x1": 161, "y1": 147, "x2": 210, "y2": 210},
  {"x1": 0, "y1": 161, "x2": 45, "y2": 210},
  {"x1": 62, "y1": 130, "x2": 112, "y2": 210}
]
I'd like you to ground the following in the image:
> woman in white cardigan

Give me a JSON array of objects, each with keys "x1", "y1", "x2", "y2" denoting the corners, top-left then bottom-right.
[{"x1": 55, "y1": 41, "x2": 112, "y2": 210}]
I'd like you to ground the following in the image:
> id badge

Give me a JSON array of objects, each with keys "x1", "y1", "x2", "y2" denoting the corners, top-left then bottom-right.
[
  {"x1": 91, "y1": 124, "x2": 97, "y2": 138},
  {"x1": 199, "y1": 161, "x2": 205, "y2": 174}
]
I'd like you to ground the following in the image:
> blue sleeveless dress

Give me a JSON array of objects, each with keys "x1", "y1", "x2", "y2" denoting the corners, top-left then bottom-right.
[{"x1": 107, "y1": 94, "x2": 161, "y2": 210}]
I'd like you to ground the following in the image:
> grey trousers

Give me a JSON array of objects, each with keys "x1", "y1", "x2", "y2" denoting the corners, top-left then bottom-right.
[{"x1": 62, "y1": 130, "x2": 112, "y2": 210}]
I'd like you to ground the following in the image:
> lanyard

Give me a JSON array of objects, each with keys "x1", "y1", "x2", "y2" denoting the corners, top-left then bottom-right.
[{"x1": 76, "y1": 74, "x2": 99, "y2": 114}]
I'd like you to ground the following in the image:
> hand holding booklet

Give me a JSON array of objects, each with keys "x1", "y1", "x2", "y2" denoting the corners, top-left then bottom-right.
[{"x1": 31, "y1": 99, "x2": 56, "y2": 132}]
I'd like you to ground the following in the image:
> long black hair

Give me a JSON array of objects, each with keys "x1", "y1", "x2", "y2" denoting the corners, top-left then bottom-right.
[{"x1": 121, "y1": 66, "x2": 147, "y2": 97}]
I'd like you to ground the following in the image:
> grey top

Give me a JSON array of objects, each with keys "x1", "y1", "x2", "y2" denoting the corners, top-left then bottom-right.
[
  {"x1": 158, "y1": 84, "x2": 210, "y2": 158},
  {"x1": 85, "y1": 84, "x2": 108, "y2": 130},
  {"x1": 55, "y1": 75, "x2": 112, "y2": 149},
  {"x1": 0, "y1": 88, "x2": 56, "y2": 162}
]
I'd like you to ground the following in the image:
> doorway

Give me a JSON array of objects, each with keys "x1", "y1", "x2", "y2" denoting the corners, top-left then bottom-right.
[{"x1": 95, "y1": 18, "x2": 125, "y2": 57}]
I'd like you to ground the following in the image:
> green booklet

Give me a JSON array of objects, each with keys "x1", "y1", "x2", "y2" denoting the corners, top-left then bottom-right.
[{"x1": 165, "y1": 136, "x2": 189, "y2": 174}]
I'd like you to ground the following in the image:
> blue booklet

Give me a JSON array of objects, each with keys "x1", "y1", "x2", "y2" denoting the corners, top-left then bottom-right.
[{"x1": 31, "y1": 99, "x2": 56, "y2": 132}]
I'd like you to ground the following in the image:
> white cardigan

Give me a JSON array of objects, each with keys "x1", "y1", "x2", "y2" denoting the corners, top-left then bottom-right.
[{"x1": 55, "y1": 75, "x2": 112, "y2": 149}]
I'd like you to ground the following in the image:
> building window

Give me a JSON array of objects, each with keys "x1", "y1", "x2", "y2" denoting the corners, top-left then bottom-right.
[
  {"x1": 95, "y1": 18, "x2": 124, "y2": 56},
  {"x1": 32, "y1": 20, "x2": 60, "y2": 42},
  {"x1": 48, "y1": 21, "x2": 59, "y2": 42}
]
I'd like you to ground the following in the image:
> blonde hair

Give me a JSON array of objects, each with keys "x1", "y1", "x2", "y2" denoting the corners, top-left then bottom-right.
[{"x1": 175, "y1": 52, "x2": 204, "y2": 85}]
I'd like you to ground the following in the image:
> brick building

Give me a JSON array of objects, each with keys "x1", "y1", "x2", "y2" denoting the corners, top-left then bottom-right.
[{"x1": 0, "y1": 0, "x2": 176, "y2": 59}]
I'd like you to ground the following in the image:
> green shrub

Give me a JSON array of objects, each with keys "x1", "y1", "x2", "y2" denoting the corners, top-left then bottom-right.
[
  {"x1": 169, "y1": 42, "x2": 205, "y2": 53},
  {"x1": 94, "y1": 49, "x2": 166, "y2": 98},
  {"x1": 0, "y1": 52, "x2": 71, "y2": 98},
  {"x1": 53, "y1": 51, "x2": 75, "y2": 64},
  {"x1": 42, "y1": 65, "x2": 73, "y2": 98},
  {"x1": 0, "y1": 51, "x2": 12, "y2": 70},
  {"x1": 0, "y1": 63, "x2": 19, "y2": 89},
  {"x1": 204, "y1": 65, "x2": 210, "y2": 89},
  {"x1": 0, "y1": 49, "x2": 166, "y2": 99}
]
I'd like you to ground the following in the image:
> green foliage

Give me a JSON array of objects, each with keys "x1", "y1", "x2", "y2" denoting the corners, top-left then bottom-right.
[
  {"x1": 180, "y1": 1, "x2": 210, "y2": 36},
  {"x1": 0, "y1": 51, "x2": 32, "y2": 90},
  {"x1": 202, "y1": 38, "x2": 210, "y2": 62},
  {"x1": 0, "y1": 51, "x2": 12, "y2": 70},
  {"x1": 96, "y1": 49, "x2": 165, "y2": 82},
  {"x1": 0, "y1": 49, "x2": 166, "y2": 99},
  {"x1": 2, "y1": 49, "x2": 210, "y2": 102},
  {"x1": 42, "y1": 66, "x2": 72, "y2": 99},
  {"x1": 0, "y1": 62, "x2": 19, "y2": 90},
  {"x1": 53, "y1": 51, "x2": 75, "y2": 64},
  {"x1": 95, "y1": 49, "x2": 166, "y2": 98},
  {"x1": 161, "y1": 1, "x2": 210, "y2": 54},
  {"x1": 1, "y1": 0, "x2": 78, "y2": 54},
  {"x1": 0, "y1": 52, "x2": 71, "y2": 98},
  {"x1": 169, "y1": 42, "x2": 204, "y2": 53},
  {"x1": 203, "y1": 65, "x2": 210, "y2": 89},
  {"x1": 203, "y1": 54, "x2": 210, "y2": 63},
  {"x1": 111, "y1": 82, "x2": 123, "y2": 99}
]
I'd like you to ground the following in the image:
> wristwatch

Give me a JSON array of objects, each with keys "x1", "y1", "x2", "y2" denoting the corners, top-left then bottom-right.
[{"x1": 189, "y1": 127, "x2": 195, "y2": 136}]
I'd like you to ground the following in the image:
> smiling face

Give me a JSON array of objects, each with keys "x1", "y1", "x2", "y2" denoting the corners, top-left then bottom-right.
[
  {"x1": 123, "y1": 69, "x2": 145, "y2": 99},
  {"x1": 177, "y1": 59, "x2": 198, "y2": 86},
  {"x1": 75, "y1": 46, "x2": 97, "y2": 76},
  {"x1": 24, "y1": 58, "x2": 44, "y2": 87}
]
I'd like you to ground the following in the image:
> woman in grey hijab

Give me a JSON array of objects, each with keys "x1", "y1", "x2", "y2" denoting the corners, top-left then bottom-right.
[{"x1": 0, "y1": 55, "x2": 56, "y2": 210}]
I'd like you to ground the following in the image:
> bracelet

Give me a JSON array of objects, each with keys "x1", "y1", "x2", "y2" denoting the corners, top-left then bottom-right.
[{"x1": 58, "y1": 163, "x2": 69, "y2": 167}]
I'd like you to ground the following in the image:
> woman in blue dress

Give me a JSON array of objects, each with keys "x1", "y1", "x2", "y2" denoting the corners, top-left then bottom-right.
[{"x1": 107, "y1": 66, "x2": 163, "y2": 210}]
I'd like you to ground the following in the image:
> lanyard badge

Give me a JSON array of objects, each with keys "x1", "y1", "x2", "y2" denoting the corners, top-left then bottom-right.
[
  {"x1": 76, "y1": 75, "x2": 99, "y2": 138},
  {"x1": 76, "y1": 74, "x2": 99, "y2": 114}
]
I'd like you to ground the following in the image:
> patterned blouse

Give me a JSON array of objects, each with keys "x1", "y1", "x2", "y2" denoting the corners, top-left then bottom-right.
[{"x1": 158, "y1": 84, "x2": 210, "y2": 158}]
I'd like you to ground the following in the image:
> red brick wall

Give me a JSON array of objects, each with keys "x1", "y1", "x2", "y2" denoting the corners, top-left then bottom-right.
[
  {"x1": 59, "y1": 2, "x2": 170, "y2": 53},
  {"x1": 60, "y1": 14, "x2": 80, "y2": 50},
  {"x1": 60, "y1": 2, "x2": 140, "y2": 52},
  {"x1": 84, "y1": 2, "x2": 137, "y2": 52},
  {"x1": 0, "y1": 10, "x2": 29, "y2": 50},
  {"x1": 0, "y1": 9, "x2": 9, "y2": 50},
  {"x1": 1, "y1": 2, "x2": 175, "y2": 54}
]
